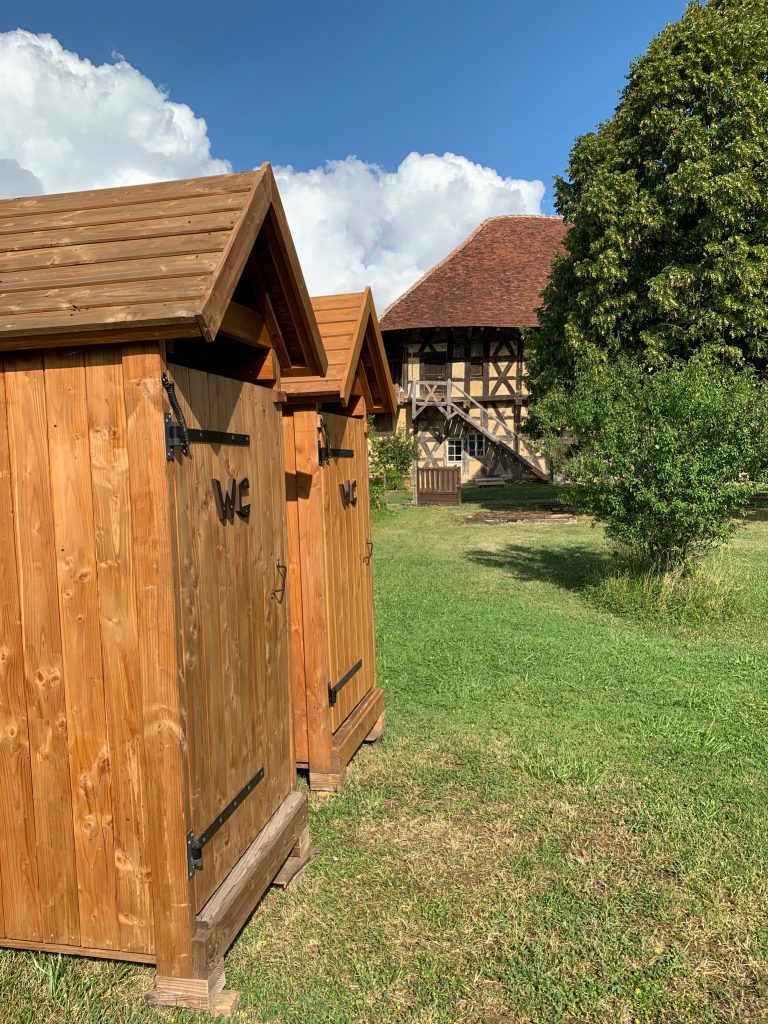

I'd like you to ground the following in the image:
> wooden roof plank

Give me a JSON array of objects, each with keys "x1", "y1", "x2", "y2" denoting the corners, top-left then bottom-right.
[
  {"x1": 0, "y1": 254, "x2": 221, "y2": 293},
  {"x1": 0, "y1": 193, "x2": 248, "y2": 239},
  {"x1": 0, "y1": 168, "x2": 323, "y2": 367},
  {"x1": 283, "y1": 289, "x2": 396, "y2": 413},
  {"x1": 0, "y1": 172, "x2": 255, "y2": 220},
  {"x1": 0, "y1": 211, "x2": 241, "y2": 256},
  {"x1": 0, "y1": 232, "x2": 231, "y2": 275},
  {"x1": 0, "y1": 276, "x2": 210, "y2": 316}
]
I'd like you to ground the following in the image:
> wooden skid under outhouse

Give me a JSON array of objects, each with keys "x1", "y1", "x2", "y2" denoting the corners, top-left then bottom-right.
[
  {"x1": 282, "y1": 289, "x2": 395, "y2": 790},
  {"x1": 0, "y1": 167, "x2": 326, "y2": 1013}
]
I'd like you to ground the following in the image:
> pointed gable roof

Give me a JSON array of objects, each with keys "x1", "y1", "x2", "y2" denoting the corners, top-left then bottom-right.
[
  {"x1": 380, "y1": 215, "x2": 568, "y2": 331},
  {"x1": 282, "y1": 288, "x2": 396, "y2": 413},
  {"x1": 0, "y1": 165, "x2": 326, "y2": 373}
]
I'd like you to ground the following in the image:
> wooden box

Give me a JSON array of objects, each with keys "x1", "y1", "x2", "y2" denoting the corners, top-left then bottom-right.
[
  {"x1": 282, "y1": 290, "x2": 395, "y2": 790},
  {"x1": 0, "y1": 168, "x2": 326, "y2": 1012}
]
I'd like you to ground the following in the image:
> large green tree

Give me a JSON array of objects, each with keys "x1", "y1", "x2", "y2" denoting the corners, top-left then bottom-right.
[{"x1": 530, "y1": 0, "x2": 768, "y2": 399}]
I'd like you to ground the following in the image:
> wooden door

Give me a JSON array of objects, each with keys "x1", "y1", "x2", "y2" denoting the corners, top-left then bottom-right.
[
  {"x1": 167, "y1": 365, "x2": 292, "y2": 912},
  {"x1": 321, "y1": 413, "x2": 377, "y2": 732}
]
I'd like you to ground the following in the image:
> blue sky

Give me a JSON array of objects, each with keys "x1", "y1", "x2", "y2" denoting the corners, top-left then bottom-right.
[
  {"x1": 0, "y1": 2, "x2": 690, "y2": 304},
  {"x1": 0, "y1": 0, "x2": 689, "y2": 209}
]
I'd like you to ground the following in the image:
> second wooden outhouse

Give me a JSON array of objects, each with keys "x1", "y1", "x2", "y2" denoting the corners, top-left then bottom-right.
[
  {"x1": 282, "y1": 289, "x2": 395, "y2": 790},
  {"x1": 0, "y1": 166, "x2": 325, "y2": 1013}
]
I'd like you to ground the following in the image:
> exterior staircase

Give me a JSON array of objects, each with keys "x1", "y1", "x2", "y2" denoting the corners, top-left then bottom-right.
[{"x1": 409, "y1": 380, "x2": 550, "y2": 482}]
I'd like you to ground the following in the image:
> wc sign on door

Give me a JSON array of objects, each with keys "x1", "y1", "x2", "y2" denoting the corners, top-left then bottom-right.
[
  {"x1": 213, "y1": 477, "x2": 251, "y2": 522},
  {"x1": 339, "y1": 480, "x2": 357, "y2": 508}
]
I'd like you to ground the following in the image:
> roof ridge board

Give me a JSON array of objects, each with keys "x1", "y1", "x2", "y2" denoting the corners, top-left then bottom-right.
[
  {"x1": 0, "y1": 171, "x2": 257, "y2": 220},
  {"x1": 362, "y1": 287, "x2": 396, "y2": 414},
  {"x1": 196, "y1": 165, "x2": 271, "y2": 343},
  {"x1": 340, "y1": 290, "x2": 370, "y2": 403},
  {"x1": 261, "y1": 168, "x2": 326, "y2": 375}
]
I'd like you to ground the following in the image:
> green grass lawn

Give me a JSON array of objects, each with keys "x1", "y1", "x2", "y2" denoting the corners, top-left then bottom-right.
[{"x1": 3, "y1": 485, "x2": 767, "y2": 1022}]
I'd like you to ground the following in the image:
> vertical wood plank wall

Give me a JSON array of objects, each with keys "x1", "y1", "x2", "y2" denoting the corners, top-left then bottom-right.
[
  {"x1": 285, "y1": 408, "x2": 378, "y2": 767},
  {"x1": 321, "y1": 414, "x2": 376, "y2": 732},
  {"x1": 282, "y1": 412, "x2": 309, "y2": 765},
  {"x1": 168, "y1": 365, "x2": 293, "y2": 914},
  {"x1": 0, "y1": 344, "x2": 164, "y2": 959}
]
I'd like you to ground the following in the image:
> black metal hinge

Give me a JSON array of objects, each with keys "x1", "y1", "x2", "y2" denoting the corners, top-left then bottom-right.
[
  {"x1": 186, "y1": 766, "x2": 264, "y2": 877},
  {"x1": 318, "y1": 417, "x2": 354, "y2": 466},
  {"x1": 162, "y1": 373, "x2": 250, "y2": 461},
  {"x1": 328, "y1": 659, "x2": 363, "y2": 707}
]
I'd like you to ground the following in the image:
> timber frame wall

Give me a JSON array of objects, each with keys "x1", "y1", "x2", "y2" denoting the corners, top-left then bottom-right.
[{"x1": 384, "y1": 325, "x2": 540, "y2": 483}]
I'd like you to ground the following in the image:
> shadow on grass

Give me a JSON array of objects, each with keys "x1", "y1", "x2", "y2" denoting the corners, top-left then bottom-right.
[{"x1": 465, "y1": 542, "x2": 616, "y2": 593}]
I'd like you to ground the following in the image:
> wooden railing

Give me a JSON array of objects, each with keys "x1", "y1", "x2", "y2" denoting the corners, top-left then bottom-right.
[
  {"x1": 413, "y1": 465, "x2": 461, "y2": 506},
  {"x1": 409, "y1": 380, "x2": 549, "y2": 481}
]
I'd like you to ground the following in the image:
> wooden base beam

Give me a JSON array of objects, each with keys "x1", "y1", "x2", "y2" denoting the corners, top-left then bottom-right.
[
  {"x1": 306, "y1": 687, "x2": 385, "y2": 792},
  {"x1": 191, "y1": 791, "x2": 308, "y2": 982},
  {"x1": 145, "y1": 965, "x2": 239, "y2": 1016}
]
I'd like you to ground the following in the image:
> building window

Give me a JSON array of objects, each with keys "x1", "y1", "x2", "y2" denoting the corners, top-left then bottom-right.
[
  {"x1": 421, "y1": 360, "x2": 447, "y2": 381},
  {"x1": 470, "y1": 359, "x2": 483, "y2": 379},
  {"x1": 446, "y1": 438, "x2": 462, "y2": 463},
  {"x1": 465, "y1": 433, "x2": 485, "y2": 459}
]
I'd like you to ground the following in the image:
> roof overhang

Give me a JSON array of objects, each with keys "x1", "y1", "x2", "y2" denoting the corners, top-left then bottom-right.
[
  {"x1": 283, "y1": 288, "x2": 396, "y2": 413},
  {"x1": 0, "y1": 165, "x2": 326, "y2": 375}
]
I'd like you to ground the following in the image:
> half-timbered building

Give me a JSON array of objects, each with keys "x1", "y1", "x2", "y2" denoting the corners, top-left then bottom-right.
[{"x1": 380, "y1": 215, "x2": 567, "y2": 483}]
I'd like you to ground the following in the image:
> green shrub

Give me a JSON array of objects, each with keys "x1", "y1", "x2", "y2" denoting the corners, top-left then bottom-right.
[
  {"x1": 369, "y1": 418, "x2": 419, "y2": 491},
  {"x1": 537, "y1": 357, "x2": 768, "y2": 572}
]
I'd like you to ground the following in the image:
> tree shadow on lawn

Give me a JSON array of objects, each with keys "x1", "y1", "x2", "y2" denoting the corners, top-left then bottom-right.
[{"x1": 465, "y1": 542, "x2": 616, "y2": 594}]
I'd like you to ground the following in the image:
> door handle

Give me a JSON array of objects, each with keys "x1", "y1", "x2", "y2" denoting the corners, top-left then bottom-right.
[
  {"x1": 363, "y1": 539, "x2": 374, "y2": 565},
  {"x1": 271, "y1": 560, "x2": 287, "y2": 603}
]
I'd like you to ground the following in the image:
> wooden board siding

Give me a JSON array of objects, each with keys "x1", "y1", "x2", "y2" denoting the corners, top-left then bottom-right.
[
  {"x1": 320, "y1": 414, "x2": 375, "y2": 733},
  {"x1": 0, "y1": 345, "x2": 163, "y2": 956},
  {"x1": 284, "y1": 408, "x2": 381, "y2": 781},
  {"x1": 282, "y1": 413, "x2": 309, "y2": 766},
  {"x1": 167, "y1": 365, "x2": 293, "y2": 913},
  {"x1": 3, "y1": 353, "x2": 80, "y2": 945},
  {"x1": 85, "y1": 349, "x2": 154, "y2": 954}
]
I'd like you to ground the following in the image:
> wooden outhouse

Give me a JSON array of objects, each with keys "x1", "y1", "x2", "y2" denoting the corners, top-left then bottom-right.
[
  {"x1": 0, "y1": 166, "x2": 326, "y2": 1013},
  {"x1": 282, "y1": 289, "x2": 395, "y2": 790}
]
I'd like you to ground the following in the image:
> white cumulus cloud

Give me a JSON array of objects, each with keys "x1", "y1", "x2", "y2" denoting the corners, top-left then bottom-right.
[
  {"x1": 0, "y1": 30, "x2": 546, "y2": 309},
  {"x1": 0, "y1": 29, "x2": 229, "y2": 196},
  {"x1": 275, "y1": 154, "x2": 545, "y2": 308}
]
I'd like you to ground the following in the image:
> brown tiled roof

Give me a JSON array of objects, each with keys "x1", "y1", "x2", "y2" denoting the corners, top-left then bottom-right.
[{"x1": 380, "y1": 215, "x2": 567, "y2": 331}]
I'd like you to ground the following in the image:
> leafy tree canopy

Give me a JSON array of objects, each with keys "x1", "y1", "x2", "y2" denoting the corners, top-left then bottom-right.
[{"x1": 530, "y1": 0, "x2": 768, "y2": 399}]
